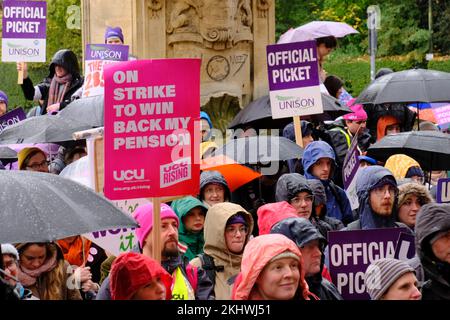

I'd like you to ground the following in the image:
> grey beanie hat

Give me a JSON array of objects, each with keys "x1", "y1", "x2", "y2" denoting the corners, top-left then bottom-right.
[
  {"x1": 364, "y1": 258, "x2": 415, "y2": 300},
  {"x1": 1, "y1": 243, "x2": 19, "y2": 261}
]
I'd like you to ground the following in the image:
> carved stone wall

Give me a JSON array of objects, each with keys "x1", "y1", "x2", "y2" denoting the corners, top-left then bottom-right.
[{"x1": 82, "y1": 0, "x2": 275, "y2": 130}]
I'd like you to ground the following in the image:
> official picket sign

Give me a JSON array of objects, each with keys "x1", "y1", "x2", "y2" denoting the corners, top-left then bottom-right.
[
  {"x1": 342, "y1": 136, "x2": 360, "y2": 210},
  {"x1": 266, "y1": 40, "x2": 323, "y2": 119},
  {"x1": 394, "y1": 232, "x2": 416, "y2": 261},
  {"x1": 0, "y1": 107, "x2": 26, "y2": 134},
  {"x1": 328, "y1": 227, "x2": 408, "y2": 300},
  {"x1": 82, "y1": 44, "x2": 129, "y2": 98},
  {"x1": 1, "y1": 0, "x2": 47, "y2": 62},
  {"x1": 436, "y1": 178, "x2": 450, "y2": 203},
  {"x1": 104, "y1": 59, "x2": 201, "y2": 200}
]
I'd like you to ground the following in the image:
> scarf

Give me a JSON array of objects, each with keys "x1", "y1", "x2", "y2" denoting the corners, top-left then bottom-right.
[
  {"x1": 17, "y1": 252, "x2": 58, "y2": 287},
  {"x1": 47, "y1": 73, "x2": 72, "y2": 106},
  {"x1": 57, "y1": 236, "x2": 91, "y2": 267}
]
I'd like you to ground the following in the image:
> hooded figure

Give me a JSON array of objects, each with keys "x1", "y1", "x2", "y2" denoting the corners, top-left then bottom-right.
[
  {"x1": 190, "y1": 203, "x2": 254, "y2": 300},
  {"x1": 20, "y1": 49, "x2": 83, "y2": 115},
  {"x1": 384, "y1": 154, "x2": 424, "y2": 183},
  {"x1": 413, "y1": 203, "x2": 450, "y2": 300},
  {"x1": 271, "y1": 217, "x2": 343, "y2": 300},
  {"x1": 199, "y1": 170, "x2": 231, "y2": 208},
  {"x1": 397, "y1": 182, "x2": 433, "y2": 230},
  {"x1": 257, "y1": 201, "x2": 299, "y2": 236},
  {"x1": 347, "y1": 166, "x2": 407, "y2": 230},
  {"x1": 171, "y1": 196, "x2": 208, "y2": 261},
  {"x1": 232, "y1": 234, "x2": 315, "y2": 300},
  {"x1": 275, "y1": 173, "x2": 334, "y2": 238},
  {"x1": 302, "y1": 141, "x2": 353, "y2": 224}
]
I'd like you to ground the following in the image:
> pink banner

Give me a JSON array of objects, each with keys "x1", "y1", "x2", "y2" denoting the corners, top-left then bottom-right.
[{"x1": 104, "y1": 59, "x2": 201, "y2": 200}]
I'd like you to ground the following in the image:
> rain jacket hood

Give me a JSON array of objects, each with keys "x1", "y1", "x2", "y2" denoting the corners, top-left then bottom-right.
[
  {"x1": 48, "y1": 49, "x2": 81, "y2": 79},
  {"x1": 355, "y1": 165, "x2": 398, "y2": 229},
  {"x1": 302, "y1": 141, "x2": 337, "y2": 180},
  {"x1": 384, "y1": 154, "x2": 422, "y2": 181},
  {"x1": 275, "y1": 173, "x2": 313, "y2": 202},
  {"x1": 414, "y1": 203, "x2": 450, "y2": 299},
  {"x1": 171, "y1": 196, "x2": 208, "y2": 261},
  {"x1": 199, "y1": 171, "x2": 231, "y2": 203},
  {"x1": 376, "y1": 115, "x2": 400, "y2": 141},
  {"x1": 257, "y1": 201, "x2": 298, "y2": 235},
  {"x1": 232, "y1": 234, "x2": 312, "y2": 300}
]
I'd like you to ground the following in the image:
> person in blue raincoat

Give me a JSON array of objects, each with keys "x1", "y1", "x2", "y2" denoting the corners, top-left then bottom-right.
[{"x1": 302, "y1": 141, "x2": 353, "y2": 225}]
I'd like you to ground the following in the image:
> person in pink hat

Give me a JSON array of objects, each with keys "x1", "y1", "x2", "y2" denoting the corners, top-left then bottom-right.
[{"x1": 326, "y1": 98, "x2": 373, "y2": 187}]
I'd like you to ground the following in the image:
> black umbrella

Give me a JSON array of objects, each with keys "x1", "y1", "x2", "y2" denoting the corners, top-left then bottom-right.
[
  {"x1": 0, "y1": 146, "x2": 18, "y2": 166},
  {"x1": 0, "y1": 170, "x2": 138, "y2": 244},
  {"x1": 213, "y1": 135, "x2": 304, "y2": 164},
  {"x1": 354, "y1": 68, "x2": 450, "y2": 105},
  {"x1": 366, "y1": 131, "x2": 450, "y2": 171},
  {"x1": 228, "y1": 93, "x2": 352, "y2": 130}
]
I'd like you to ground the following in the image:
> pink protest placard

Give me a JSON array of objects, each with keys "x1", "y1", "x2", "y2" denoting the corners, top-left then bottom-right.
[{"x1": 104, "y1": 59, "x2": 201, "y2": 200}]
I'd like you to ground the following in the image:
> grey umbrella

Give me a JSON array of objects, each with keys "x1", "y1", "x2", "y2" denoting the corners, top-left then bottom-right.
[
  {"x1": 366, "y1": 131, "x2": 450, "y2": 171},
  {"x1": 0, "y1": 147, "x2": 17, "y2": 159},
  {"x1": 0, "y1": 95, "x2": 104, "y2": 145},
  {"x1": 228, "y1": 93, "x2": 352, "y2": 130},
  {"x1": 0, "y1": 170, "x2": 138, "y2": 244},
  {"x1": 354, "y1": 68, "x2": 450, "y2": 105},
  {"x1": 213, "y1": 135, "x2": 304, "y2": 164}
]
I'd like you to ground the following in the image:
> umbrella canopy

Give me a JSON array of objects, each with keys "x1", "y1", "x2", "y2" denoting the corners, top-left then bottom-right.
[
  {"x1": 278, "y1": 21, "x2": 359, "y2": 44},
  {"x1": 0, "y1": 170, "x2": 138, "y2": 244},
  {"x1": 213, "y1": 136, "x2": 304, "y2": 164},
  {"x1": 228, "y1": 93, "x2": 352, "y2": 130},
  {"x1": 354, "y1": 69, "x2": 450, "y2": 105},
  {"x1": 366, "y1": 131, "x2": 450, "y2": 171},
  {"x1": 59, "y1": 95, "x2": 104, "y2": 127},
  {"x1": 200, "y1": 155, "x2": 262, "y2": 191},
  {"x1": 0, "y1": 146, "x2": 17, "y2": 159}
]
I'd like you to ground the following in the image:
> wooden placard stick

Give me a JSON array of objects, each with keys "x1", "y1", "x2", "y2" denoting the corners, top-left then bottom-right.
[{"x1": 293, "y1": 116, "x2": 304, "y2": 148}]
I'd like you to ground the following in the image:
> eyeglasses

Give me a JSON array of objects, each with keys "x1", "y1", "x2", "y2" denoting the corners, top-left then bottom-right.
[
  {"x1": 26, "y1": 160, "x2": 50, "y2": 170},
  {"x1": 290, "y1": 195, "x2": 314, "y2": 205},
  {"x1": 371, "y1": 185, "x2": 398, "y2": 197},
  {"x1": 225, "y1": 226, "x2": 248, "y2": 236}
]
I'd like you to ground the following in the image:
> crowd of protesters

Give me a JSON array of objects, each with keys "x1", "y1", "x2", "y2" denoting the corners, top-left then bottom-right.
[{"x1": 1, "y1": 27, "x2": 449, "y2": 302}]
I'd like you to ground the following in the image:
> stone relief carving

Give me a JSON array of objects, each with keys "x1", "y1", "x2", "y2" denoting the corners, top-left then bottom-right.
[
  {"x1": 256, "y1": 0, "x2": 271, "y2": 18},
  {"x1": 148, "y1": 0, "x2": 163, "y2": 18},
  {"x1": 167, "y1": 0, "x2": 253, "y2": 50}
]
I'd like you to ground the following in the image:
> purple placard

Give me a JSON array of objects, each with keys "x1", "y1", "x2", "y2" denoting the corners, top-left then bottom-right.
[
  {"x1": 394, "y1": 232, "x2": 416, "y2": 261},
  {"x1": 328, "y1": 227, "x2": 408, "y2": 300},
  {"x1": 2, "y1": 1, "x2": 47, "y2": 39},
  {"x1": 85, "y1": 44, "x2": 129, "y2": 62},
  {"x1": 266, "y1": 40, "x2": 319, "y2": 91},
  {"x1": 436, "y1": 178, "x2": 450, "y2": 203},
  {"x1": 342, "y1": 136, "x2": 361, "y2": 190},
  {"x1": 0, "y1": 107, "x2": 27, "y2": 134}
]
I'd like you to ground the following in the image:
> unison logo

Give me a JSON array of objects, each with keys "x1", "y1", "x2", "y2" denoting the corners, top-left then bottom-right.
[
  {"x1": 7, "y1": 42, "x2": 40, "y2": 57},
  {"x1": 276, "y1": 95, "x2": 315, "y2": 110},
  {"x1": 89, "y1": 45, "x2": 123, "y2": 61}
]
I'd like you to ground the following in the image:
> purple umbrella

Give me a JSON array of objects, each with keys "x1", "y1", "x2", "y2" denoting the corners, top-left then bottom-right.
[{"x1": 278, "y1": 21, "x2": 359, "y2": 44}]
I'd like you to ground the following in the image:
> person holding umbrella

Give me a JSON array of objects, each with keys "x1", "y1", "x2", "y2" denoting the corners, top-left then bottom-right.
[{"x1": 14, "y1": 242, "x2": 82, "y2": 300}]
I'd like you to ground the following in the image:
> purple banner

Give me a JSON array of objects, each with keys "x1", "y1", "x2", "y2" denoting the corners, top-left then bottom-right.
[
  {"x1": 85, "y1": 44, "x2": 129, "y2": 62},
  {"x1": 0, "y1": 107, "x2": 27, "y2": 134},
  {"x1": 266, "y1": 40, "x2": 319, "y2": 91},
  {"x1": 2, "y1": 1, "x2": 47, "y2": 39},
  {"x1": 394, "y1": 232, "x2": 416, "y2": 261},
  {"x1": 436, "y1": 178, "x2": 450, "y2": 203},
  {"x1": 342, "y1": 136, "x2": 361, "y2": 190},
  {"x1": 328, "y1": 227, "x2": 408, "y2": 300}
]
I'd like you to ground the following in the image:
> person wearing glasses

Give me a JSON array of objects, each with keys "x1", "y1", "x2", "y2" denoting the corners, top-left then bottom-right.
[
  {"x1": 190, "y1": 203, "x2": 253, "y2": 300},
  {"x1": 275, "y1": 173, "x2": 335, "y2": 239},
  {"x1": 346, "y1": 165, "x2": 411, "y2": 232},
  {"x1": 17, "y1": 147, "x2": 49, "y2": 173}
]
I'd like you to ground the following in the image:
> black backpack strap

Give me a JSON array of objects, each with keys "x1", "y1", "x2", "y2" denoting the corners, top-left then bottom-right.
[{"x1": 197, "y1": 253, "x2": 219, "y2": 287}]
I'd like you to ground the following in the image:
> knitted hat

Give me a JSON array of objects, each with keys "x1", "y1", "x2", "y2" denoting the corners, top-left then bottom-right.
[
  {"x1": 0, "y1": 90, "x2": 8, "y2": 106},
  {"x1": 110, "y1": 252, "x2": 172, "y2": 300},
  {"x1": 364, "y1": 258, "x2": 415, "y2": 300},
  {"x1": 269, "y1": 250, "x2": 300, "y2": 263},
  {"x1": 17, "y1": 147, "x2": 47, "y2": 170},
  {"x1": 104, "y1": 26, "x2": 124, "y2": 43},
  {"x1": 324, "y1": 75, "x2": 344, "y2": 98},
  {"x1": 1, "y1": 243, "x2": 19, "y2": 261},
  {"x1": 343, "y1": 98, "x2": 368, "y2": 121},
  {"x1": 226, "y1": 213, "x2": 248, "y2": 227},
  {"x1": 133, "y1": 203, "x2": 179, "y2": 248}
]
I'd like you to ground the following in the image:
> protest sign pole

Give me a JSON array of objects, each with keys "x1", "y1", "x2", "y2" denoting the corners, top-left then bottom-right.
[
  {"x1": 17, "y1": 62, "x2": 24, "y2": 84},
  {"x1": 151, "y1": 198, "x2": 162, "y2": 263},
  {"x1": 293, "y1": 116, "x2": 303, "y2": 148}
]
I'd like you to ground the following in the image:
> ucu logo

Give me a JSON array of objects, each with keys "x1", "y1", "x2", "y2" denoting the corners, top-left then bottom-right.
[{"x1": 113, "y1": 169, "x2": 145, "y2": 181}]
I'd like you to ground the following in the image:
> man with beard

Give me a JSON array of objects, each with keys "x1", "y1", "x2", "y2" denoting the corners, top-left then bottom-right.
[
  {"x1": 346, "y1": 165, "x2": 410, "y2": 231},
  {"x1": 97, "y1": 203, "x2": 214, "y2": 300}
]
